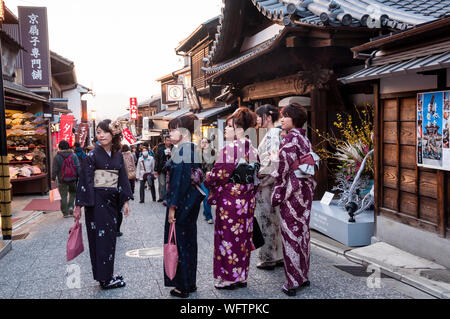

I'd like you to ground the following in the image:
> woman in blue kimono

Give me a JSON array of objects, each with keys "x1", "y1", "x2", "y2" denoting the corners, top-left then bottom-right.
[
  {"x1": 73, "y1": 119, "x2": 133, "y2": 290},
  {"x1": 164, "y1": 113, "x2": 205, "y2": 298}
]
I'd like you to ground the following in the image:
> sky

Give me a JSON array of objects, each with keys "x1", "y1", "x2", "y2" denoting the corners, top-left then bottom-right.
[{"x1": 6, "y1": 0, "x2": 222, "y2": 121}]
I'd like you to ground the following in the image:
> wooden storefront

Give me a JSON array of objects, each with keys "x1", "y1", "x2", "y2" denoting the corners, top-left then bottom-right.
[{"x1": 341, "y1": 17, "x2": 450, "y2": 265}]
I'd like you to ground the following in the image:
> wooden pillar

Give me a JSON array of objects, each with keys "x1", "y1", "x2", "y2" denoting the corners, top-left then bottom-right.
[
  {"x1": 437, "y1": 171, "x2": 446, "y2": 238},
  {"x1": 311, "y1": 88, "x2": 328, "y2": 200},
  {"x1": 373, "y1": 83, "x2": 381, "y2": 234}
]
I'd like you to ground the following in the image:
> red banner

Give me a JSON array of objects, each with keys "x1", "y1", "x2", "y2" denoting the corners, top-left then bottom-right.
[
  {"x1": 130, "y1": 97, "x2": 138, "y2": 120},
  {"x1": 59, "y1": 115, "x2": 75, "y2": 147},
  {"x1": 122, "y1": 128, "x2": 137, "y2": 144},
  {"x1": 76, "y1": 123, "x2": 89, "y2": 148}
]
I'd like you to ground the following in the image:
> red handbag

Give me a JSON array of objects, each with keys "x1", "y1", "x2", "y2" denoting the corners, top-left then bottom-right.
[
  {"x1": 67, "y1": 219, "x2": 84, "y2": 262},
  {"x1": 164, "y1": 223, "x2": 178, "y2": 280}
]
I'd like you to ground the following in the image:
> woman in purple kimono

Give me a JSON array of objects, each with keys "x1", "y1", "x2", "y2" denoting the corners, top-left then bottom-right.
[
  {"x1": 204, "y1": 108, "x2": 260, "y2": 290},
  {"x1": 271, "y1": 103, "x2": 317, "y2": 296},
  {"x1": 74, "y1": 120, "x2": 133, "y2": 290}
]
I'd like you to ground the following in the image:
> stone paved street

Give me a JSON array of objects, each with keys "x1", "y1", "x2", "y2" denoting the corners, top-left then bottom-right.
[{"x1": 0, "y1": 189, "x2": 434, "y2": 299}]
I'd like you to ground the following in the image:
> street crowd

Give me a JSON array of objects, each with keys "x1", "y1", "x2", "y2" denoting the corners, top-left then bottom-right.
[{"x1": 51, "y1": 102, "x2": 318, "y2": 298}]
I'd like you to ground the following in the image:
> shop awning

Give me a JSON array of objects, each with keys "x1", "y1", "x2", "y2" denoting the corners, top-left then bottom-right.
[
  {"x1": 163, "y1": 108, "x2": 190, "y2": 120},
  {"x1": 3, "y1": 80, "x2": 48, "y2": 102},
  {"x1": 149, "y1": 110, "x2": 174, "y2": 120},
  {"x1": 195, "y1": 105, "x2": 234, "y2": 121},
  {"x1": 339, "y1": 50, "x2": 450, "y2": 84}
]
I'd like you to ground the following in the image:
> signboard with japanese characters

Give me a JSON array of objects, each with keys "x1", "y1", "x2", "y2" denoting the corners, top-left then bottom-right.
[
  {"x1": 59, "y1": 115, "x2": 75, "y2": 148},
  {"x1": 130, "y1": 97, "x2": 138, "y2": 120},
  {"x1": 76, "y1": 123, "x2": 89, "y2": 148},
  {"x1": 122, "y1": 128, "x2": 137, "y2": 145},
  {"x1": 18, "y1": 6, "x2": 51, "y2": 87},
  {"x1": 417, "y1": 91, "x2": 450, "y2": 171},
  {"x1": 167, "y1": 84, "x2": 184, "y2": 102}
]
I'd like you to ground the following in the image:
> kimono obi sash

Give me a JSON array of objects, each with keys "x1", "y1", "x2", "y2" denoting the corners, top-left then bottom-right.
[{"x1": 94, "y1": 170, "x2": 119, "y2": 188}]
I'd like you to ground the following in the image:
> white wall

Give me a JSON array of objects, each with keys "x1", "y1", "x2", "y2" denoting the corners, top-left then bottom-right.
[{"x1": 63, "y1": 85, "x2": 88, "y2": 122}]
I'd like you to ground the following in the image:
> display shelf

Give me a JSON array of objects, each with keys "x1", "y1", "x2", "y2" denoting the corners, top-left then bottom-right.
[
  {"x1": 10, "y1": 173, "x2": 47, "y2": 182},
  {"x1": 8, "y1": 146, "x2": 46, "y2": 150},
  {"x1": 9, "y1": 161, "x2": 33, "y2": 164}
]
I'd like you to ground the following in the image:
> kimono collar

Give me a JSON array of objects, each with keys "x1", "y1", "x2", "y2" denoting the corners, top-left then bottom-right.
[
  {"x1": 95, "y1": 144, "x2": 115, "y2": 158},
  {"x1": 289, "y1": 128, "x2": 306, "y2": 138}
]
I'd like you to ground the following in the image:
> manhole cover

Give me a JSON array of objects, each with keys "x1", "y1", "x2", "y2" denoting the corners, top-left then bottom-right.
[
  {"x1": 12, "y1": 233, "x2": 29, "y2": 241},
  {"x1": 126, "y1": 247, "x2": 163, "y2": 259},
  {"x1": 334, "y1": 265, "x2": 391, "y2": 278}
]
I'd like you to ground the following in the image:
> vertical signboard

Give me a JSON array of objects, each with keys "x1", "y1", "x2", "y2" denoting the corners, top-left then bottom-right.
[
  {"x1": 18, "y1": 6, "x2": 51, "y2": 87},
  {"x1": 59, "y1": 115, "x2": 75, "y2": 147},
  {"x1": 417, "y1": 91, "x2": 450, "y2": 171},
  {"x1": 130, "y1": 97, "x2": 138, "y2": 120}
]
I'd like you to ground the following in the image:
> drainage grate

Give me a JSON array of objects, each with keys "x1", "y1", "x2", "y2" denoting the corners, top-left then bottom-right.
[
  {"x1": 334, "y1": 265, "x2": 391, "y2": 278},
  {"x1": 12, "y1": 233, "x2": 29, "y2": 241}
]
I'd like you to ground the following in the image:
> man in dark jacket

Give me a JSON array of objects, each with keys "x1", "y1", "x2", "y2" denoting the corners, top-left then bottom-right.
[
  {"x1": 154, "y1": 136, "x2": 173, "y2": 203},
  {"x1": 73, "y1": 142, "x2": 86, "y2": 163},
  {"x1": 52, "y1": 140, "x2": 81, "y2": 218}
]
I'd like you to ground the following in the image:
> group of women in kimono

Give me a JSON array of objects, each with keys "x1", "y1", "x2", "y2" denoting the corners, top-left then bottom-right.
[{"x1": 72, "y1": 102, "x2": 316, "y2": 297}]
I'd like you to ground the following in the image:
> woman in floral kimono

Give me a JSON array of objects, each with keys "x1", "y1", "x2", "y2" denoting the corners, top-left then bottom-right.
[
  {"x1": 74, "y1": 120, "x2": 133, "y2": 290},
  {"x1": 255, "y1": 105, "x2": 284, "y2": 270},
  {"x1": 204, "y1": 108, "x2": 260, "y2": 290},
  {"x1": 164, "y1": 113, "x2": 205, "y2": 298},
  {"x1": 271, "y1": 103, "x2": 317, "y2": 296}
]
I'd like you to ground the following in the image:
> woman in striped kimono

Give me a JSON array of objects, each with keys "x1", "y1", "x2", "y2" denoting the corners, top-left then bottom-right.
[
  {"x1": 254, "y1": 104, "x2": 284, "y2": 270},
  {"x1": 271, "y1": 103, "x2": 317, "y2": 296}
]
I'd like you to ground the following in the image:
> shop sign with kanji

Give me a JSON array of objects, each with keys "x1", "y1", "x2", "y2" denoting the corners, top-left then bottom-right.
[
  {"x1": 130, "y1": 97, "x2": 138, "y2": 120},
  {"x1": 18, "y1": 6, "x2": 51, "y2": 87}
]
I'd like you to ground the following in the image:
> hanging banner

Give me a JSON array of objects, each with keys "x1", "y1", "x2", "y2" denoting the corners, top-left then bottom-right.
[
  {"x1": 76, "y1": 123, "x2": 89, "y2": 148},
  {"x1": 130, "y1": 97, "x2": 138, "y2": 120},
  {"x1": 18, "y1": 6, "x2": 51, "y2": 87},
  {"x1": 417, "y1": 91, "x2": 450, "y2": 171},
  {"x1": 122, "y1": 128, "x2": 137, "y2": 144},
  {"x1": 59, "y1": 115, "x2": 75, "y2": 147}
]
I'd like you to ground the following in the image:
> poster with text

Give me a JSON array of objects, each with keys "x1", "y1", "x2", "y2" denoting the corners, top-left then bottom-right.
[{"x1": 417, "y1": 91, "x2": 450, "y2": 171}]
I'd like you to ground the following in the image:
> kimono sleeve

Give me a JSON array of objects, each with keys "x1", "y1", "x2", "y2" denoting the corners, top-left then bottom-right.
[
  {"x1": 271, "y1": 143, "x2": 290, "y2": 207},
  {"x1": 118, "y1": 154, "x2": 134, "y2": 208},
  {"x1": 75, "y1": 152, "x2": 95, "y2": 207},
  {"x1": 203, "y1": 145, "x2": 235, "y2": 190}
]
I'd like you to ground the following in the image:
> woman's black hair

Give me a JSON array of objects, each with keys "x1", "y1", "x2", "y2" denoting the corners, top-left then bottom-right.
[
  {"x1": 281, "y1": 103, "x2": 308, "y2": 128},
  {"x1": 97, "y1": 119, "x2": 122, "y2": 154},
  {"x1": 74, "y1": 142, "x2": 81, "y2": 148},
  {"x1": 168, "y1": 113, "x2": 198, "y2": 136},
  {"x1": 121, "y1": 144, "x2": 130, "y2": 152},
  {"x1": 256, "y1": 104, "x2": 280, "y2": 124},
  {"x1": 58, "y1": 140, "x2": 70, "y2": 150}
]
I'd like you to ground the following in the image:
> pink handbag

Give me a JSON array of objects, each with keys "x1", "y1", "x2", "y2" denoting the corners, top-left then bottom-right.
[
  {"x1": 67, "y1": 219, "x2": 84, "y2": 262},
  {"x1": 164, "y1": 223, "x2": 178, "y2": 280}
]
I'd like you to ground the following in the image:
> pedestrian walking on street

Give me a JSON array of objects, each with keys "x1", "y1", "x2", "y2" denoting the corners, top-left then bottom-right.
[
  {"x1": 271, "y1": 103, "x2": 317, "y2": 296},
  {"x1": 164, "y1": 114, "x2": 205, "y2": 298},
  {"x1": 136, "y1": 147, "x2": 156, "y2": 203},
  {"x1": 130, "y1": 145, "x2": 138, "y2": 165},
  {"x1": 255, "y1": 105, "x2": 284, "y2": 270},
  {"x1": 73, "y1": 119, "x2": 133, "y2": 290},
  {"x1": 52, "y1": 140, "x2": 81, "y2": 218},
  {"x1": 200, "y1": 137, "x2": 215, "y2": 224},
  {"x1": 73, "y1": 142, "x2": 86, "y2": 163},
  {"x1": 155, "y1": 136, "x2": 173, "y2": 203},
  {"x1": 204, "y1": 108, "x2": 260, "y2": 290}
]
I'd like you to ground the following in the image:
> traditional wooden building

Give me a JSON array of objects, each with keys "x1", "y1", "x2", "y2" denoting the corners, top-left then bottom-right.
[
  {"x1": 202, "y1": 0, "x2": 447, "y2": 198},
  {"x1": 341, "y1": 16, "x2": 450, "y2": 267}
]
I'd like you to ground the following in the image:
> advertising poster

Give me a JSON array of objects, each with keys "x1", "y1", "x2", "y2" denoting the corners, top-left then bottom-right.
[{"x1": 417, "y1": 91, "x2": 450, "y2": 171}]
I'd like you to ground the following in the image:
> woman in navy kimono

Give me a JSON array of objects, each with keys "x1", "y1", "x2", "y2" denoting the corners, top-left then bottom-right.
[
  {"x1": 164, "y1": 113, "x2": 205, "y2": 298},
  {"x1": 74, "y1": 119, "x2": 133, "y2": 290}
]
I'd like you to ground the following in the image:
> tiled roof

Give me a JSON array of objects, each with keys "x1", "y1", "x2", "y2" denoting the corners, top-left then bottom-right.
[
  {"x1": 205, "y1": 0, "x2": 450, "y2": 69},
  {"x1": 339, "y1": 50, "x2": 450, "y2": 84}
]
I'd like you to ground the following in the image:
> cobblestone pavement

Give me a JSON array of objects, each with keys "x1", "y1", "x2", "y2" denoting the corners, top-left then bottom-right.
[{"x1": 0, "y1": 189, "x2": 434, "y2": 299}]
